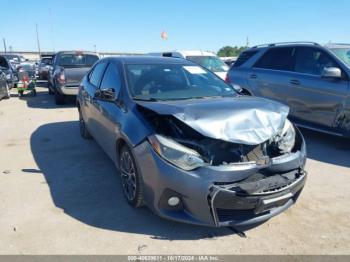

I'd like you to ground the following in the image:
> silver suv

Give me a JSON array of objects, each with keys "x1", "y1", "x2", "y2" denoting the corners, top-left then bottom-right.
[{"x1": 227, "y1": 42, "x2": 350, "y2": 137}]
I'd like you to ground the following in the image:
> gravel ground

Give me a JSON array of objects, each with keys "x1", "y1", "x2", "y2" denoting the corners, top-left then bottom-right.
[{"x1": 0, "y1": 87, "x2": 349, "y2": 255}]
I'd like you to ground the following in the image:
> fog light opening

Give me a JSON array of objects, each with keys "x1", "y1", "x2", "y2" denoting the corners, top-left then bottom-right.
[{"x1": 168, "y1": 196, "x2": 180, "y2": 207}]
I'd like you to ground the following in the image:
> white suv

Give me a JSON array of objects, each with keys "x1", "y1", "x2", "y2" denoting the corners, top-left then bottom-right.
[{"x1": 148, "y1": 50, "x2": 229, "y2": 80}]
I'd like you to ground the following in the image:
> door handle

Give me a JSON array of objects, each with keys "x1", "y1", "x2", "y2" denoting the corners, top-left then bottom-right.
[
  {"x1": 250, "y1": 74, "x2": 257, "y2": 79},
  {"x1": 289, "y1": 79, "x2": 300, "y2": 85}
]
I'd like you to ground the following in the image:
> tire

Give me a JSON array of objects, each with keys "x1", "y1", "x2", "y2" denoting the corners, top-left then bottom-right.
[
  {"x1": 119, "y1": 145, "x2": 143, "y2": 208},
  {"x1": 55, "y1": 90, "x2": 65, "y2": 105},
  {"x1": 240, "y1": 88, "x2": 252, "y2": 96},
  {"x1": 79, "y1": 108, "x2": 92, "y2": 139},
  {"x1": 4, "y1": 83, "x2": 10, "y2": 99},
  {"x1": 48, "y1": 83, "x2": 54, "y2": 95}
]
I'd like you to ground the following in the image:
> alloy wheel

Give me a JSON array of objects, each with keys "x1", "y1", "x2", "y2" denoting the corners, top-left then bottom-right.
[{"x1": 120, "y1": 150, "x2": 137, "y2": 201}]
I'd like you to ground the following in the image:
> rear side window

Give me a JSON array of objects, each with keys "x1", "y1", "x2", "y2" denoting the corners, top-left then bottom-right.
[
  {"x1": 254, "y1": 47, "x2": 296, "y2": 71},
  {"x1": 58, "y1": 54, "x2": 99, "y2": 67},
  {"x1": 233, "y1": 50, "x2": 258, "y2": 67},
  {"x1": 89, "y1": 62, "x2": 107, "y2": 87},
  {"x1": 100, "y1": 63, "x2": 121, "y2": 94}
]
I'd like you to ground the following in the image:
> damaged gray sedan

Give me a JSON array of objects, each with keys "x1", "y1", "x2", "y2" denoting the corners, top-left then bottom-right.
[{"x1": 77, "y1": 56, "x2": 307, "y2": 229}]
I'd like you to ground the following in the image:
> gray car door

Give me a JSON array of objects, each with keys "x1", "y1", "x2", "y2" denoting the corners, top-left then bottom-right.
[
  {"x1": 82, "y1": 61, "x2": 108, "y2": 137},
  {"x1": 249, "y1": 47, "x2": 296, "y2": 106},
  {"x1": 90, "y1": 62, "x2": 123, "y2": 162},
  {"x1": 286, "y1": 46, "x2": 349, "y2": 128}
]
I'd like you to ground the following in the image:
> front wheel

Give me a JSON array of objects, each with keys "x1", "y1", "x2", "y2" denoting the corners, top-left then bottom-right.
[
  {"x1": 55, "y1": 91, "x2": 65, "y2": 105},
  {"x1": 119, "y1": 145, "x2": 143, "y2": 208},
  {"x1": 79, "y1": 108, "x2": 92, "y2": 139}
]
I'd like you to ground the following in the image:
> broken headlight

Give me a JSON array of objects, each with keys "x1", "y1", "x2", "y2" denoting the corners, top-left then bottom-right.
[
  {"x1": 273, "y1": 119, "x2": 296, "y2": 153},
  {"x1": 148, "y1": 134, "x2": 207, "y2": 171}
]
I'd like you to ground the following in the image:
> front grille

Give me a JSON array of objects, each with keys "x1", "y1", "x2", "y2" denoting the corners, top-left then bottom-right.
[{"x1": 210, "y1": 170, "x2": 307, "y2": 224}]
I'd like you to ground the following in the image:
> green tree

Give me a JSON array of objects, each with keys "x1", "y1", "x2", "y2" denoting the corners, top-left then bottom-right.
[{"x1": 217, "y1": 46, "x2": 247, "y2": 57}]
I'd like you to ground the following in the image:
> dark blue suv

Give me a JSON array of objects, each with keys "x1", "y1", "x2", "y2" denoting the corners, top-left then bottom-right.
[{"x1": 227, "y1": 42, "x2": 350, "y2": 137}]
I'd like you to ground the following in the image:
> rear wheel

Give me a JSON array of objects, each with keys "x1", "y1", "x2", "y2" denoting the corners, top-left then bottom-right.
[
  {"x1": 240, "y1": 88, "x2": 252, "y2": 96},
  {"x1": 79, "y1": 108, "x2": 92, "y2": 139},
  {"x1": 48, "y1": 82, "x2": 54, "y2": 95},
  {"x1": 55, "y1": 90, "x2": 65, "y2": 105},
  {"x1": 119, "y1": 145, "x2": 143, "y2": 208}
]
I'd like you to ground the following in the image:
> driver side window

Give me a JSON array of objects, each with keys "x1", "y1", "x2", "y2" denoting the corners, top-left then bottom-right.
[{"x1": 295, "y1": 47, "x2": 339, "y2": 76}]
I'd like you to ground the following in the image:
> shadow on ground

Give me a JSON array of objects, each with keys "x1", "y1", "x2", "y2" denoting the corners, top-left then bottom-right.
[
  {"x1": 13, "y1": 86, "x2": 77, "y2": 109},
  {"x1": 30, "y1": 121, "x2": 236, "y2": 240},
  {"x1": 300, "y1": 128, "x2": 350, "y2": 168}
]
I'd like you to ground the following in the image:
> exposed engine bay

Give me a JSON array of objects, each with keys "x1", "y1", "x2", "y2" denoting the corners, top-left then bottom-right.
[{"x1": 138, "y1": 105, "x2": 302, "y2": 166}]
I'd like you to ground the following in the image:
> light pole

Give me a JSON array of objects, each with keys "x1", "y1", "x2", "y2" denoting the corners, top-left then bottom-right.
[
  {"x1": 2, "y1": 38, "x2": 6, "y2": 53},
  {"x1": 36, "y1": 23, "x2": 41, "y2": 57}
]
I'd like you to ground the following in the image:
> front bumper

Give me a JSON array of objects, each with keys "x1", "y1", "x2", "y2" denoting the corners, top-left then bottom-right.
[{"x1": 132, "y1": 130, "x2": 307, "y2": 228}]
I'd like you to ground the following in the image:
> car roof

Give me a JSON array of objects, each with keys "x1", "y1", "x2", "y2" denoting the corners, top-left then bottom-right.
[
  {"x1": 248, "y1": 42, "x2": 321, "y2": 51},
  {"x1": 148, "y1": 50, "x2": 217, "y2": 58},
  {"x1": 55, "y1": 51, "x2": 99, "y2": 55},
  {"x1": 107, "y1": 55, "x2": 195, "y2": 65}
]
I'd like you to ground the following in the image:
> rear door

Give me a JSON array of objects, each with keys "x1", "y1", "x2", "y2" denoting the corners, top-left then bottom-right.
[
  {"x1": 81, "y1": 61, "x2": 108, "y2": 136},
  {"x1": 287, "y1": 46, "x2": 349, "y2": 128},
  {"x1": 250, "y1": 47, "x2": 296, "y2": 105}
]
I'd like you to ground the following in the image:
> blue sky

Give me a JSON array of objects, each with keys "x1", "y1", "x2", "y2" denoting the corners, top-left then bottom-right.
[{"x1": 0, "y1": 0, "x2": 348, "y2": 53}]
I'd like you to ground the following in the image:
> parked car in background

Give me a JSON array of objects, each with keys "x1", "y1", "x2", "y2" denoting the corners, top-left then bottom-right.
[
  {"x1": 0, "y1": 69, "x2": 10, "y2": 100},
  {"x1": 148, "y1": 51, "x2": 229, "y2": 80},
  {"x1": 17, "y1": 63, "x2": 38, "y2": 80},
  {"x1": 0, "y1": 53, "x2": 25, "y2": 69},
  {"x1": 38, "y1": 55, "x2": 54, "y2": 80},
  {"x1": 0, "y1": 55, "x2": 17, "y2": 88},
  {"x1": 227, "y1": 42, "x2": 350, "y2": 138},
  {"x1": 220, "y1": 56, "x2": 237, "y2": 67},
  {"x1": 48, "y1": 51, "x2": 99, "y2": 104},
  {"x1": 77, "y1": 56, "x2": 307, "y2": 229}
]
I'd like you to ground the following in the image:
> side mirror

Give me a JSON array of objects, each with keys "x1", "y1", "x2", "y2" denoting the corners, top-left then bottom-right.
[
  {"x1": 95, "y1": 88, "x2": 116, "y2": 101},
  {"x1": 321, "y1": 67, "x2": 342, "y2": 79}
]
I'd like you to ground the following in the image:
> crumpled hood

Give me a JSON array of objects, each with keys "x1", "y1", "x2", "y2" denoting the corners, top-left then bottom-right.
[{"x1": 136, "y1": 97, "x2": 289, "y2": 145}]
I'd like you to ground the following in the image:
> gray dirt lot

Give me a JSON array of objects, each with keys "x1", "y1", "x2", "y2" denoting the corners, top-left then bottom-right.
[{"x1": 0, "y1": 87, "x2": 349, "y2": 255}]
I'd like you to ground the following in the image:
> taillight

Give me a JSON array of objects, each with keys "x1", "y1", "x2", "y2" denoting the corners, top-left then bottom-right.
[
  {"x1": 225, "y1": 73, "x2": 230, "y2": 83},
  {"x1": 58, "y1": 71, "x2": 65, "y2": 84}
]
